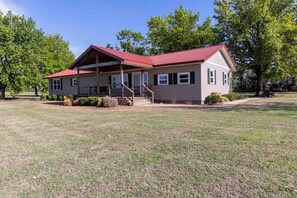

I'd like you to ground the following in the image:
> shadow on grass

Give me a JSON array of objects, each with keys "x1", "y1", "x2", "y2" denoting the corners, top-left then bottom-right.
[
  {"x1": 160, "y1": 102, "x2": 297, "y2": 114},
  {"x1": 42, "y1": 101, "x2": 64, "y2": 106}
]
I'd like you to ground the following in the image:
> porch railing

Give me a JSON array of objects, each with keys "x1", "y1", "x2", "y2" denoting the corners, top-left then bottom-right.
[
  {"x1": 121, "y1": 83, "x2": 134, "y2": 105},
  {"x1": 142, "y1": 84, "x2": 154, "y2": 103}
]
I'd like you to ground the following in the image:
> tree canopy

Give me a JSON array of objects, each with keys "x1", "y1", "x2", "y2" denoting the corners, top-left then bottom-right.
[
  {"x1": 214, "y1": 0, "x2": 296, "y2": 95},
  {"x1": 0, "y1": 11, "x2": 74, "y2": 98}
]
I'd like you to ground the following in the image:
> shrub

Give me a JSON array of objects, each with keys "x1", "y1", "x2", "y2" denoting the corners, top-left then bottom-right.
[
  {"x1": 40, "y1": 94, "x2": 47, "y2": 101},
  {"x1": 97, "y1": 97, "x2": 103, "y2": 107},
  {"x1": 52, "y1": 94, "x2": 58, "y2": 101},
  {"x1": 223, "y1": 93, "x2": 240, "y2": 101},
  {"x1": 205, "y1": 92, "x2": 223, "y2": 105},
  {"x1": 73, "y1": 99, "x2": 79, "y2": 106},
  {"x1": 58, "y1": 95, "x2": 64, "y2": 101},
  {"x1": 78, "y1": 97, "x2": 89, "y2": 106},
  {"x1": 102, "y1": 96, "x2": 118, "y2": 107},
  {"x1": 88, "y1": 97, "x2": 99, "y2": 106},
  {"x1": 47, "y1": 95, "x2": 53, "y2": 100},
  {"x1": 64, "y1": 97, "x2": 72, "y2": 106},
  {"x1": 68, "y1": 94, "x2": 74, "y2": 102}
]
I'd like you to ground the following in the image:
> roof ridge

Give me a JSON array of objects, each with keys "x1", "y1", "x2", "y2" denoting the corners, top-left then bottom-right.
[{"x1": 149, "y1": 44, "x2": 225, "y2": 58}]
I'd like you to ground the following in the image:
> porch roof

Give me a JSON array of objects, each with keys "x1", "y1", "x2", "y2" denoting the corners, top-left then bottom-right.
[{"x1": 44, "y1": 69, "x2": 94, "y2": 79}]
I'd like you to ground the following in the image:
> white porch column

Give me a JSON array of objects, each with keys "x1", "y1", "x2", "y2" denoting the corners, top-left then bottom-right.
[{"x1": 77, "y1": 68, "x2": 80, "y2": 96}]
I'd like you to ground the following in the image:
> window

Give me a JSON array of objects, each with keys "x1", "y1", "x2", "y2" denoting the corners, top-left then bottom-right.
[
  {"x1": 158, "y1": 74, "x2": 168, "y2": 85},
  {"x1": 208, "y1": 69, "x2": 216, "y2": 85},
  {"x1": 112, "y1": 74, "x2": 128, "y2": 88},
  {"x1": 71, "y1": 78, "x2": 77, "y2": 86},
  {"x1": 178, "y1": 72, "x2": 190, "y2": 84},
  {"x1": 143, "y1": 72, "x2": 148, "y2": 85},
  {"x1": 53, "y1": 79, "x2": 61, "y2": 90},
  {"x1": 223, "y1": 72, "x2": 228, "y2": 85}
]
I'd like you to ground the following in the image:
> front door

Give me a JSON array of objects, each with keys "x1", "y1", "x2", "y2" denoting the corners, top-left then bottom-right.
[{"x1": 132, "y1": 73, "x2": 141, "y2": 96}]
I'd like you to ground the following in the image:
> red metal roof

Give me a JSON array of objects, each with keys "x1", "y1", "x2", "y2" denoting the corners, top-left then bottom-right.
[
  {"x1": 47, "y1": 44, "x2": 235, "y2": 79},
  {"x1": 45, "y1": 69, "x2": 94, "y2": 79}
]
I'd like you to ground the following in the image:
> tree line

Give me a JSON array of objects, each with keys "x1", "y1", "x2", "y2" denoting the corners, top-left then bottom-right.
[
  {"x1": 107, "y1": 1, "x2": 296, "y2": 96},
  {"x1": 1, "y1": 0, "x2": 296, "y2": 98},
  {"x1": 0, "y1": 11, "x2": 74, "y2": 98}
]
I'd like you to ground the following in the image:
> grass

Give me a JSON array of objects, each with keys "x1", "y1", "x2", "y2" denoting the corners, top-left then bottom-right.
[{"x1": 0, "y1": 93, "x2": 296, "y2": 197}]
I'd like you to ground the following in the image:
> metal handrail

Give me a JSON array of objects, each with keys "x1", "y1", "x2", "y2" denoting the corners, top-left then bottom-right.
[
  {"x1": 142, "y1": 84, "x2": 154, "y2": 103},
  {"x1": 121, "y1": 83, "x2": 134, "y2": 105}
]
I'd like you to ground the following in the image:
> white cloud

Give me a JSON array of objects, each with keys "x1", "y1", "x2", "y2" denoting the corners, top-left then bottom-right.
[{"x1": 0, "y1": 0, "x2": 26, "y2": 15}]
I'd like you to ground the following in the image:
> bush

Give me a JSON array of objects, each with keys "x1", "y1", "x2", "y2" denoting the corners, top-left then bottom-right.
[
  {"x1": 68, "y1": 94, "x2": 74, "y2": 102},
  {"x1": 223, "y1": 93, "x2": 240, "y2": 101},
  {"x1": 47, "y1": 95, "x2": 53, "y2": 100},
  {"x1": 88, "y1": 97, "x2": 99, "y2": 106},
  {"x1": 205, "y1": 92, "x2": 223, "y2": 105},
  {"x1": 64, "y1": 97, "x2": 72, "y2": 106},
  {"x1": 102, "y1": 96, "x2": 118, "y2": 107},
  {"x1": 58, "y1": 95, "x2": 64, "y2": 101},
  {"x1": 40, "y1": 94, "x2": 47, "y2": 101},
  {"x1": 52, "y1": 94, "x2": 58, "y2": 101},
  {"x1": 97, "y1": 97, "x2": 103, "y2": 107},
  {"x1": 78, "y1": 97, "x2": 89, "y2": 106}
]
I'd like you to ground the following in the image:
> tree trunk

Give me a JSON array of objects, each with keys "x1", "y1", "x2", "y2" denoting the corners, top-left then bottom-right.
[
  {"x1": 255, "y1": 71, "x2": 264, "y2": 97},
  {"x1": 34, "y1": 86, "x2": 39, "y2": 96},
  {"x1": 0, "y1": 87, "x2": 6, "y2": 99}
]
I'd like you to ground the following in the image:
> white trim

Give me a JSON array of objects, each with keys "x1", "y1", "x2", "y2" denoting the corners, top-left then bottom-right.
[
  {"x1": 223, "y1": 72, "x2": 228, "y2": 86},
  {"x1": 71, "y1": 78, "x2": 77, "y2": 87},
  {"x1": 142, "y1": 72, "x2": 148, "y2": 85},
  {"x1": 177, "y1": 72, "x2": 190, "y2": 85},
  {"x1": 53, "y1": 78, "x2": 61, "y2": 90},
  {"x1": 205, "y1": 61, "x2": 231, "y2": 71},
  {"x1": 158, "y1": 74, "x2": 168, "y2": 85},
  {"x1": 111, "y1": 74, "x2": 128, "y2": 88},
  {"x1": 209, "y1": 69, "x2": 215, "y2": 85}
]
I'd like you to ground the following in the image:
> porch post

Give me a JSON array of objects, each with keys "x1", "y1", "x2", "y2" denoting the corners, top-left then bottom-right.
[
  {"x1": 120, "y1": 64, "x2": 124, "y2": 98},
  {"x1": 96, "y1": 67, "x2": 100, "y2": 96},
  {"x1": 77, "y1": 68, "x2": 80, "y2": 96},
  {"x1": 96, "y1": 53, "x2": 100, "y2": 96}
]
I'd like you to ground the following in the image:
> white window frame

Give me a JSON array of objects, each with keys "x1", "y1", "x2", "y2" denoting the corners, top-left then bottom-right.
[
  {"x1": 112, "y1": 74, "x2": 128, "y2": 88},
  {"x1": 143, "y1": 72, "x2": 148, "y2": 85},
  {"x1": 158, "y1": 74, "x2": 168, "y2": 85},
  {"x1": 178, "y1": 72, "x2": 190, "y2": 85},
  {"x1": 223, "y1": 72, "x2": 228, "y2": 85},
  {"x1": 53, "y1": 79, "x2": 61, "y2": 90},
  {"x1": 209, "y1": 69, "x2": 215, "y2": 85},
  {"x1": 71, "y1": 78, "x2": 77, "y2": 87}
]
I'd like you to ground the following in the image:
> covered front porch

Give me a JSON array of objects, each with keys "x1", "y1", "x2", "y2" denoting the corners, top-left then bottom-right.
[{"x1": 70, "y1": 45, "x2": 154, "y2": 105}]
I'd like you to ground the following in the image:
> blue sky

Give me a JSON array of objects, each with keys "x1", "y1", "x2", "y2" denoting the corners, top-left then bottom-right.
[{"x1": 0, "y1": 0, "x2": 215, "y2": 57}]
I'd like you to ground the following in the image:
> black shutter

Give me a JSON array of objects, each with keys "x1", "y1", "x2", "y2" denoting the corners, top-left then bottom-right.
[
  {"x1": 50, "y1": 79, "x2": 53, "y2": 91},
  {"x1": 214, "y1": 70, "x2": 217, "y2": 85},
  {"x1": 190, "y1": 71, "x2": 195, "y2": 84},
  {"x1": 109, "y1": 76, "x2": 111, "y2": 85},
  {"x1": 70, "y1": 78, "x2": 73, "y2": 86},
  {"x1": 60, "y1": 78, "x2": 63, "y2": 90},
  {"x1": 154, "y1": 75, "x2": 158, "y2": 85},
  {"x1": 168, "y1": 73, "x2": 173, "y2": 85},
  {"x1": 173, "y1": 73, "x2": 178, "y2": 84},
  {"x1": 207, "y1": 69, "x2": 210, "y2": 84},
  {"x1": 128, "y1": 73, "x2": 132, "y2": 88}
]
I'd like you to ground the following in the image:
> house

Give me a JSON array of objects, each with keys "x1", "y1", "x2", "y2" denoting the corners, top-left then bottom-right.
[{"x1": 45, "y1": 44, "x2": 236, "y2": 105}]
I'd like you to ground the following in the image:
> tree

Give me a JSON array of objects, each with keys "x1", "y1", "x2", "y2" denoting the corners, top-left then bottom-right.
[
  {"x1": 115, "y1": 30, "x2": 147, "y2": 55},
  {"x1": 214, "y1": 0, "x2": 296, "y2": 96},
  {"x1": 0, "y1": 11, "x2": 43, "y2": 98},
  {"x1": 147, "y1": 5, "x2": 218, "y2": 54},
  {"x1": 33, "y1": 34, "x2": 74, "y2": 95}
]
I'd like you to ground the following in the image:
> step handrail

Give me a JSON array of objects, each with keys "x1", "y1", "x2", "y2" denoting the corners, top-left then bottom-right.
[
  {"x1": 142, "y1": 84, "x2": 154, "y2": 103},
  {"x1": 121, "y1": 83, "x2": 134, "y2": 105}
]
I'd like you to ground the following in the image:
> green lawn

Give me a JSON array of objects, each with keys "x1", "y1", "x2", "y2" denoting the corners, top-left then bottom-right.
[{"x1": 0, "y1": 93, "x2": 296, "y2": 197}]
